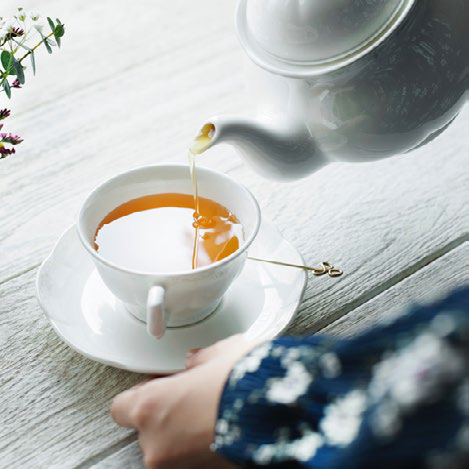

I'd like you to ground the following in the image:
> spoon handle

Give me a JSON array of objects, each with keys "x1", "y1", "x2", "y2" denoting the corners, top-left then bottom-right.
[{"x1": 247, "y1": 257, "x2": 343, "y2": 277}]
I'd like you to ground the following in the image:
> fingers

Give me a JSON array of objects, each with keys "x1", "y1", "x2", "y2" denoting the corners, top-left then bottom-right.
[
  {"x1": 128, "y1": 378, "x2": 153, "y2": 391},
  {"x1": 110, "y1": 388, "x2": 139, "y2": 428},
  {"x1": 111, "y1": 375, "x2": 174, "y2": 428},
  {"x1": 110, "y1": 366, "x2": 239, "y2": 469},
  {"x1": 185, "y1": 348, "x2": 214, "y2": 368},
  {"x1": 185, "y1": 334, "x2": 245, "y2": 369},
  {"x1": 111, "y1": 376, "x2": 160, "y2": 428},
  {"x1": 185, "y1": 348, "x2": 206, "y2": 368}
]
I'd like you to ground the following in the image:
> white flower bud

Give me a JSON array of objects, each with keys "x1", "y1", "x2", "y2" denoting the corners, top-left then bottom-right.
[{"x1": 17, "y1": 11, "x2": 28, "y2": 22}]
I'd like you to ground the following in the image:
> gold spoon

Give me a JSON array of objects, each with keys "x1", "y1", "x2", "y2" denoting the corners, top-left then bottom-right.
[{"x1": 247, "y1": 258, "x2": 343, "y2": 278}]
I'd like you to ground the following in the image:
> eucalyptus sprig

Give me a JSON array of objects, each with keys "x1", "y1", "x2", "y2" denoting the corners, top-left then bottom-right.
[{"x1": 0, "y1": 8, "x2": 65, "y2": 159}]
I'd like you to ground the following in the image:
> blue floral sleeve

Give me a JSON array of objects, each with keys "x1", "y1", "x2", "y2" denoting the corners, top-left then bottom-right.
[{"x1": 213, "y1": 287, "x2": 469, "y2": 468}]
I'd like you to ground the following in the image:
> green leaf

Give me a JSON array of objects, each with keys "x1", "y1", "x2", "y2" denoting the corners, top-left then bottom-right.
[
  {"x1": 30, "y1": 51, "x2": 36, "y2": 75},
  {"x1": 1, "y1": 51, "x2": 16, "y2": 75},
  {"x1": 44, "y1": 39, "x2": 53, "y2": 54},
  {"x1": 0, "y1": 51, "x2": 10, "y2": 70},
  {"x1": 3, "y1": 79, "x2": 11, "y2": 99},
  {"x1": 47, "y1": 17, "x2": 55, "y2": 32},
  {"x1": 53, "y1": 32, "x2": 61, "y2": 47},
  {"x1": 54, "y1": 24, "x2": 65, "y2": 39},
  {"x1": 13, "y1": 58, "x2": 25, "y2": 84}
]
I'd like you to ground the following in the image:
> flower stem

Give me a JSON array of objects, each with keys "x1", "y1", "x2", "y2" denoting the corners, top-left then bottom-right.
[{"x1": 18, "y1": 31, "x2": 55, "y2": 64}]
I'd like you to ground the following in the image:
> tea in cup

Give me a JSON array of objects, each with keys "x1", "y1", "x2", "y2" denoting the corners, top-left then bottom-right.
[
  {"x1": 94, "y1": 193, "x2": 243, "y2": 272},
  {"x1": 77, "y1": 164, "x2": 261, "y2": 338}
]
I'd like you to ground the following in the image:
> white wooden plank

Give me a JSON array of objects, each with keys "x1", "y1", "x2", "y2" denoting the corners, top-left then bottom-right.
[
  {"x1": 0, "y1": 0, "x2": 245, "y2": 283},
  {"x1": 1, "y1": 0, "x2": 466, "y2": 297},
  {"x1": 0, "y1": 268, "x2": 145, "y2": 469},
  {"x1": 0, "y1": 2, "x2": 245, "y2": 466},
  {"x1": 84, "y1": 244, "x2": 469, "y2": 469},
  {"x1": 1, "y1": 0, "x2": 240, "y2": 120},
  {"x1": 0, "y1": 0, "x2": 468, "y2": 467},
  {"x1": 225, "y1": 106, "x2": 469, "y2": 334},
  {"x1": 0, "y1": 235, "x2": 466, "y2": 469},
  {"x1": 323, "y1": 242, "x2": 469, "y2": 336},
  {"x1": 87, "y1": 442, "x2": 144, "y2": 469}
]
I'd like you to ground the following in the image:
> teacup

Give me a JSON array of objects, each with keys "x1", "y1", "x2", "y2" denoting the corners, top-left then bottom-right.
[{"x1": 77, "y1": 164, "x2": 261, "y2": 339}]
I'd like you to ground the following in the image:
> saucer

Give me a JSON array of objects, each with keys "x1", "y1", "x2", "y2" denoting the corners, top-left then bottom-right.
[{"x1": 36, "y1": 220, "x2": 307, "y2": 373}]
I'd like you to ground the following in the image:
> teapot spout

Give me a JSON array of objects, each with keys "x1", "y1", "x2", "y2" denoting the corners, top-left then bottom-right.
[{"x1": 200, "y1": 116, "x2": 326, "y2": 180}]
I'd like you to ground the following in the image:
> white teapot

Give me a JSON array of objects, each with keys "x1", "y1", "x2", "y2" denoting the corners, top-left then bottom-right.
[{"x1": 202, "y1": 0, "x2": 469, "y2": 179}]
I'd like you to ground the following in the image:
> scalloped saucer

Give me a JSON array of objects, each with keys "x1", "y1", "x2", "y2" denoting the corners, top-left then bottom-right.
[{"x1": 36, "y1": 220, "x2": 307, "y2": 373}]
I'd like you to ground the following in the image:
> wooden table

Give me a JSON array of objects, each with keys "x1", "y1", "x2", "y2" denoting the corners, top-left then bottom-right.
[{"x1": 1, "y1": 1, "x2": 468, "y2": 467}]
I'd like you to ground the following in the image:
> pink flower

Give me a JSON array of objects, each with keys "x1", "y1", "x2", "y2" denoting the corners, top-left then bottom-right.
[
  {"x1": 0, "y1": 133, "x2": 23, "y2": 145},
  {"x1": 11, "y1": 79, "x2": 22, "y2": 89},
  {"x1": 0, "y1": 145, "x2": 16, "y2": 157},
  {"x1": 7, "y1": 27, "x2": 24, "y2": 38},
  {"x1": 0, "y1": 109, "x2": 11, "y2": 120}
]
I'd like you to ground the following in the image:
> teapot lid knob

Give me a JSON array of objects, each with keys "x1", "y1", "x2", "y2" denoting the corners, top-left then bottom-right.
[{"x1": 236, "y1": 0, "x2": 415, "y2": 77}]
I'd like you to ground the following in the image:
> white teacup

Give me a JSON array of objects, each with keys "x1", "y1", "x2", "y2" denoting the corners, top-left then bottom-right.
[{"x1": 77, "y1": 164, "x2": 261, "y2": 339}]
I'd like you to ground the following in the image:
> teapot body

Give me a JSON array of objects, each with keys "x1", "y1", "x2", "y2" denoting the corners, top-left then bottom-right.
[{"x1": 246, "y1": 0, "x2": 469, "y2": 164}]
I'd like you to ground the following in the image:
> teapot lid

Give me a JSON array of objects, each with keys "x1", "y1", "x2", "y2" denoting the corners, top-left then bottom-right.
[{"x1": 236, "y1": 0, "x2": 415, "y2": 77}]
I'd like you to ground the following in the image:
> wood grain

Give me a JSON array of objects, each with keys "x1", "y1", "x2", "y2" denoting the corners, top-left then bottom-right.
[
  {"x1": 0, "y1": 269, "x2": 145, "y2": 469},
  {"x1": 1, "y1": 0, "x2": 242, "y2": 123},
  {"x1": 87, "y1": 243, "x2": 469, "y2": 469},
  {"x1": 0, "y1": 0, "x2": 468, "y2": 468},
  {"x1": 323, "y1": 242, "x2": 469, "y2": 336},
  {"x1": 226, "y1": 108, "x2": 469, "y2": 334},
  {"x1": 0, "y1": 2, "x2": 244, "y2": 468},
  {"x1": 0, "y1": 0, "x2": 243, "y2": 284},
  {"x1": 87, "y1": 442, "x2": 144, "y2": 469}
]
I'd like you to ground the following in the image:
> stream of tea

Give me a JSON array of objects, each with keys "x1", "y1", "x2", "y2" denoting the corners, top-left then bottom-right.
[
  {"x1": 188, "y1": 123, "x2": 231, "y2": 270},
  {"x1": 188, "y1": 124, "x2": 343, "y2": 277}
]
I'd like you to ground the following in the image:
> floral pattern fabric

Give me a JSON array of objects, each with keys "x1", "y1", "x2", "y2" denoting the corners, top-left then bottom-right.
[{"x1": 214, "y1": 287, "x2": 469, "y2": 468}]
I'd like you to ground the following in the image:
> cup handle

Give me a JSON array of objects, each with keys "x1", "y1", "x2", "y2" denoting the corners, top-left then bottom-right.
[{"x1": 146, "y1": 286, "x2": 166, "y2": 339}]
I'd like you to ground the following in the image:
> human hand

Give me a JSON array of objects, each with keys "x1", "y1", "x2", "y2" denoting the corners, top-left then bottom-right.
[{"x1": 110, "y1": 335, "x2": 261, "y2": 469}]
